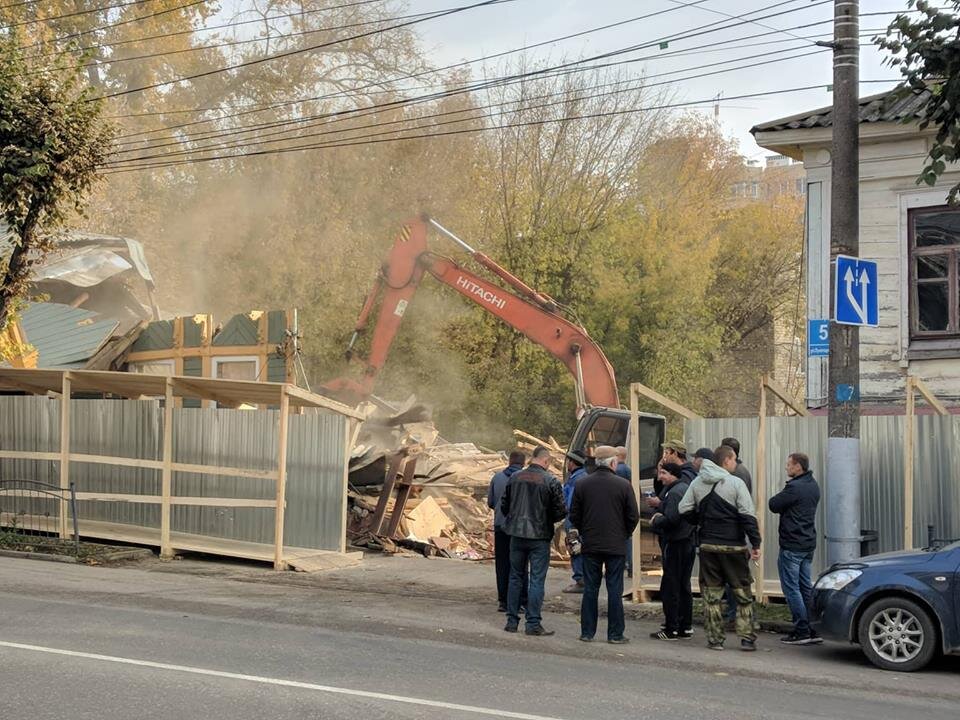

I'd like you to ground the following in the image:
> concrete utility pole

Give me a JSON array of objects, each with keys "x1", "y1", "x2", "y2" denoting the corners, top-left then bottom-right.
[{"x1": 825, "y1": 0, "x2": 861, "y2": 566}]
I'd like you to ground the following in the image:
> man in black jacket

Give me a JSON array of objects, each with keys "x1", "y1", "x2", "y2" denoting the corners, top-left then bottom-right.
[
  {"x1": 501, "y1": 446, "x2": 567, "y2": 636},
  {"x1": 650, "y1": 462, "x2": 696, "y2": 640},
  {"x1": 769, "y1": 452, "x2": 822, "y2": 645},
  {"x1": 569, "y1": 445, "x2": 640, "y2": 644}
]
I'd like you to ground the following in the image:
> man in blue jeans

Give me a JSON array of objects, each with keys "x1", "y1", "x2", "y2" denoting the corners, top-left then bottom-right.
[
  {"x1": 769, "y1": 452, "x2": 823, "y2": 645},
  {"x1": 501, "y1": 446, "x2": 567, "y2": 636},
  {"x1": 569, "y1": 445, "x2": 640, "y2": 644}
]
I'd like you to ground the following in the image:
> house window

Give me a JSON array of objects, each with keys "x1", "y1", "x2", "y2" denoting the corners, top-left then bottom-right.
[
  {"x1": 212, "y1": 356, "x2": 260, "y2": 381},
  {"x1": 909, "y1": 205, "x2": 960, "y2": 340}
]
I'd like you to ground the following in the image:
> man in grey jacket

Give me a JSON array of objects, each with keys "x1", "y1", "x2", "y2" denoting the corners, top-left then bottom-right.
[{"x1": 679, "y1": 445, "x2": 761, "y2": 651}]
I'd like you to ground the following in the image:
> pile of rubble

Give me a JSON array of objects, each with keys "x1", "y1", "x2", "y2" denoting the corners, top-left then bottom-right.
[{"x1": 345, "y1": 399, "x2": 569, "y2": 561}]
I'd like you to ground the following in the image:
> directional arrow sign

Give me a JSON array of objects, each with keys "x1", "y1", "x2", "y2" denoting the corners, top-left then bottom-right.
[{"x1": 834, "y1": 255, "x2": 879, "y2": 326}]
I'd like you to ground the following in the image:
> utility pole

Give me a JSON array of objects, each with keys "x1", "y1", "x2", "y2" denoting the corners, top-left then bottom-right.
[{"x1": 825, "y1": 0, "x2": 861, "y2": 566}]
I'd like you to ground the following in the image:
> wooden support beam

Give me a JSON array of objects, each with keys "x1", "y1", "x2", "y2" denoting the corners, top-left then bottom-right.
[
  {"x1": 385, "y1": 457, "x2": 418, "y2": 539},
  {"x1": 755, "y1": 374, "x2": 768, "y2": 604},
  {"x1": 904, "y1": 376, "x2": 915, "y2": 550},
  {"x1": 273, "y1": 386, "x2": 290, "y2": 570},
  {"x1": 913, "y1": 377, "x2": 949, "y2": 416},
  {"x1": 161, "y1": 377, "x2": 174, "y2": 558},
  {"x1": 70, "y1": 492, "x2": 276, "y2": 508},
  {"x1": 629, "y1": 386, "x2": 647, "y2": 603},
  {"x1": 762, "y1": 374, "x2": 810, "y2": 417},
  {"x1": 0, "y1": 450, "x2": 60, "y2": 462},
  {"x1": 58, "y1": 372, "x2": 71, "y2": 538},
  {"x1": 630, "y1": 382, "x2": 702, "y2": 420}
]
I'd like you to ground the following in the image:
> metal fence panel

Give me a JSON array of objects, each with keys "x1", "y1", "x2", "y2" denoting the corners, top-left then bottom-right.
[
  {"x1": 686, "y1": 414, "x2": 960, "y2": 579},
  {"x1": 0, "y1": 397, "x2": 348, "y2": 554}
]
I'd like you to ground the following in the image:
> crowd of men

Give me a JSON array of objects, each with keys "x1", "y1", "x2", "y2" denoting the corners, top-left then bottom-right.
[{"x1": 488, "y1": 437, "x2": 822, "y2": 649}]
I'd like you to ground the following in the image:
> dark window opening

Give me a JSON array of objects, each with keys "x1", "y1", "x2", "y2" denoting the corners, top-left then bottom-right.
[{"x1": 909, "y1": 206, "x2": 960, "y2": 342}]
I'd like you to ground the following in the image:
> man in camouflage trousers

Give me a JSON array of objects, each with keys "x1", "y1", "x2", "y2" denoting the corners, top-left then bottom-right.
[{"x1": 679, "y1": 445, "x2": 762, "y2": 651}]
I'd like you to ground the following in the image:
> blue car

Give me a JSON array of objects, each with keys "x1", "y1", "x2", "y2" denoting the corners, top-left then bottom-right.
[{"x1": 812, "y1": 541, "x2": 960, "y2": 672}]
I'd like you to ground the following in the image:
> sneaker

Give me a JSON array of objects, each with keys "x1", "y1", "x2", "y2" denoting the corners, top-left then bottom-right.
[
  {"x1": 708, "y1": 642, "x2": 724, "y2": 651},
  {"x1": 806, "y1": 633, "x2": 824, "y2": 645},
  {"x1": 780, "y1": 632, "x2": 809, "y2": 645},
  {"x1": 562, "y1": 582, "x2": 585, "y2": 594},
  {"x1": 679, "y1": 628, "x2": 694, "y2": 639},
  {"x1": 607, "y1": 637, "x2": 630, "y2": 645},
  {"x1": 650, "y1": 630, "x2": 678, "y2": 641},
  {"x1": 497, "y1": 603, "x2": 507, "y2": 613},
  {"x1": 525, "y1": 626, "x2": 555, "y2": 637},
  {"x1": 503, "y1": 623, "x2": 518, "y2": 633},
  {"x1": 740, "y1": 638, "x2": 757, "y2": 652},
  {"x1": 578, "y1": 635, "x2": 594, "y2": 642}
]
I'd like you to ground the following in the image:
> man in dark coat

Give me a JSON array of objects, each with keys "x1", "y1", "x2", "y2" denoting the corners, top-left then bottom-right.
[
  {"x1": 769, "y1": 452, "x2": 822, "y2": 645},
  {"x1": 501, "y1": 446, "x2": 567, "y2": 636},
  {"x1": 569, "y1": 445, "x2": 640, "y2": 644},
  {"x1": 488, "y1": 449, "x2": 528, "y2": 612},
  {"x1": 650, "y1": 462, "x2": 696, "y2": 640}
]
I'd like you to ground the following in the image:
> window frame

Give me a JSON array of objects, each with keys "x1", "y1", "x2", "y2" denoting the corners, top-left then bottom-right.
[
  {"x1": 211, "y1": 355, "x2": 261, "y2": 382},
  {"x1": 907, "y1": 205, "x2": 960, "y2": 341}
]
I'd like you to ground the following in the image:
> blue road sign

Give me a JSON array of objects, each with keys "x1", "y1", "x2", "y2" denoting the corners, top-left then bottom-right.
[
  {"x1": 808, "y1": 319, "x2": 829, "y2": 357},
  {"x1": 834, "y1": 255, "x2": 879, "y2": 326}
]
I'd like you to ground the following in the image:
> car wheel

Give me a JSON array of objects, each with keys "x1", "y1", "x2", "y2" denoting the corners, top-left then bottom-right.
[{"x1": 857, "y1": 597, "x2": 938, "y2": 672}]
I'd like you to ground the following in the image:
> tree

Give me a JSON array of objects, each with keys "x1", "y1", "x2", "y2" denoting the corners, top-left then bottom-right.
[
  {"x1": 878, "y1": 0, "x2": 960, "y2": 201},
  {"x1": 0, "y1": 37, "x2": 113, "y2": 330}
]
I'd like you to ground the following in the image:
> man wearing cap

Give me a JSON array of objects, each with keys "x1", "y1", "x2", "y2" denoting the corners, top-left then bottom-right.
[
  {"x1": 562, "y1": 450, "x2": 588, "y2": 594},
  {"x1": 569, "y1": 445, "x2": 640, "y2": 644},
  {"x1": 648, "y1": 440, "x2": 694, "y2": 510}
]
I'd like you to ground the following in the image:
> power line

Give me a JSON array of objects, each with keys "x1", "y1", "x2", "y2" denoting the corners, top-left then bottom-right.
[
  {"x1": 1, "y1": 0, "x2": 157, "y2": 31},
  {"x1": 111, "y1": 0, "x2": 833, "y2": 140},
  {"x1": 100, "y1": 81, "x2": 902, "y2": 174},
  {"x1": 22, "y1": 6, "x2": 442, "y2": 75},
  {"x1": 108, "y1": 47, "x2": 833, "y2": 165},
  {"x1": 22, "y1": 0, "x2": 392, "y2": 60},
  {"x1": 110, "y1": 43, "x2": 835, "y2": 159},
  {"x1": 16, "y1": 0, "x2": 211, "y2": 52},
  {"x1": 666, "y1": 0, "x2": 816, "y2": 44},
  {"x1": 103, "y1": 1, "x2": 719, "y2": 122},
  {"x1": 93, "y1": 0, "x2": 517, "y2": 101}
]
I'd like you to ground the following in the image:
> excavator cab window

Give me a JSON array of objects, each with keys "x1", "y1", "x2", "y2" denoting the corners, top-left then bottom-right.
[{"x1": 565, "y1": 407, "x2": 665, "y2": 482}]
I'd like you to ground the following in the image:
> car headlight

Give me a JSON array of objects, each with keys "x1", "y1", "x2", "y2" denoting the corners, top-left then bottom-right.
[{"x1": 815, "y1": 568, "x2": 862, "y2": 591}]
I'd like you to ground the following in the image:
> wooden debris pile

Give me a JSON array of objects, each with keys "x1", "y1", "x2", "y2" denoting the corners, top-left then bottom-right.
[{"x1": 346, "y1": 397, "x2": 575, "y2": 561}]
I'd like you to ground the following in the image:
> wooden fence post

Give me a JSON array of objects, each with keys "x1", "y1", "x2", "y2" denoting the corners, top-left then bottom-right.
[
  {"x1": 58, "y1": 372, "x2": 72, "y2": 538},
  {"x1": 756, "y1": 375, "x2": 768, "y2": 603},
  {"x1": 273, "y1": 387, "x2": 290, "y2": 570},
  {"x1": 160, "y1": 377, "x2": 174, "y2": 558},
  {"x1": 629, "y1": 384, "x2": 644, "y2": 603}
]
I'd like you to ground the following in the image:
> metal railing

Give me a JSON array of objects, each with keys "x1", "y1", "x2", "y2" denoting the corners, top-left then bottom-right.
[{"x1": 0, "y1": 480, "x2": 80, "y2": 556}]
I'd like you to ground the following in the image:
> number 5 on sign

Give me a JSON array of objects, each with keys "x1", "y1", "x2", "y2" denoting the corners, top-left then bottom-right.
[{"x1": 808, "y1": 319, "x2": 829, "y2": 357}]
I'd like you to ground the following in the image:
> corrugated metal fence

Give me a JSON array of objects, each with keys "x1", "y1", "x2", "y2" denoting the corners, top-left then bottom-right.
[
  {"x1": 686, "y1": 415, "x2": 960, "y2": 578},
  {"x1": 0, "y1": 397, "x2": 348, "y2": 552}
]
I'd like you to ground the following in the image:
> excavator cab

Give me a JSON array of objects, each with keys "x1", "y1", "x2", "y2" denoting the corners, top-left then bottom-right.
[{"x1": 565, "y1": 407, "x2": 665, "y2": 483}]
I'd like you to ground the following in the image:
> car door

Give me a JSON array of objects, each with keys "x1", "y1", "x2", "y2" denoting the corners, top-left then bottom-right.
[{"x1": 566, "y1": 407, "x2": 664, "y2": 483}]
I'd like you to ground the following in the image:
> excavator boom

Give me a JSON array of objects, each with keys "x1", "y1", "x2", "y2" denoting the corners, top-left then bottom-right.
[{"x1": 323, "y1": 216, "x2": 620, "y2": 411}]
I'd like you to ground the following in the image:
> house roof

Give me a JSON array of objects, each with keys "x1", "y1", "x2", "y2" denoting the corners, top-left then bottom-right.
[
  {"x1": 751, "y1": 86, "x2": 930, "y2": 134},
  {"x1": 18, "y1": 303, "x2": 120, "y2": 369}
]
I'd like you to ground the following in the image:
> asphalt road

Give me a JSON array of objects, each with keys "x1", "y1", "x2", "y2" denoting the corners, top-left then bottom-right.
[{"x1": 0, "y1": 556, "x2": 957, "y2": 720}]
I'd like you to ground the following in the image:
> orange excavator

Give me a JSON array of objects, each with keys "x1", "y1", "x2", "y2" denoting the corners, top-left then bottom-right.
[{"x1": 323, "y1": 215, "x2": 664, "y2": 477}]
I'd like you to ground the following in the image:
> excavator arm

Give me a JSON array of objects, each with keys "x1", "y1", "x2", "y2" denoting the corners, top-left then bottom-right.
[{"x1": 323, "y1": 216, "x2": 620, "y2": 411}]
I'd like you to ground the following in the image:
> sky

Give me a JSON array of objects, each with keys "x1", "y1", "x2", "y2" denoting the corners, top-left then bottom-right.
[{"x1": 407, "y1": 0, "x2": 905, "y2": 161}]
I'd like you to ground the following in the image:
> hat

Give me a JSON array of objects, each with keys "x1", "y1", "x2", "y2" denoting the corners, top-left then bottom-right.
[
  {"x1": 661, "y1": 439, "x2": 687, "y2": 454},
  {"x1": 594, "y1": 445, "x2": 617, "y2": 461},
  {"x1": 660, "y1": 462, "x2": 683, "y2": 478},
  {"x1": 565, "y1": 449, "x2": 586, "y2": 466},
  {"x1": 693, "y1": 447, "x2": 714, "y2": 461}
]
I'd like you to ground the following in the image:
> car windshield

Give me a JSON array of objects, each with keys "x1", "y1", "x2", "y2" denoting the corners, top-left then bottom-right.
[{"x1": 941, "y1": 540, "x2": 960, "y2": 552}]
